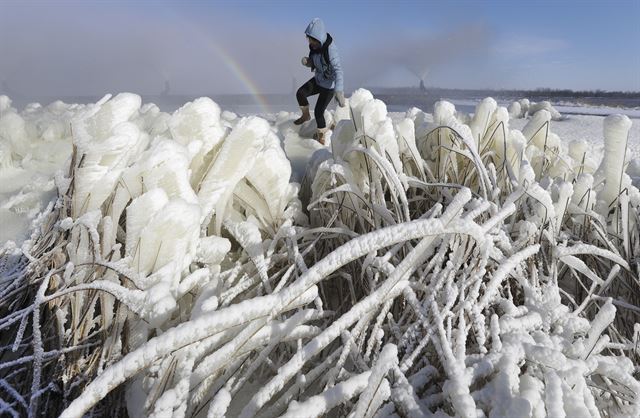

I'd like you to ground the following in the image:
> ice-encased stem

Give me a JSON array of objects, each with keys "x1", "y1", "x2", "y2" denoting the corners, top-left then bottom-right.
[
  {"x1": 280, "y1": 371, "x2": 371, "y2": 418},
  {"x1": 600, "y1": 114, "x2": 631, "y2": 206}
]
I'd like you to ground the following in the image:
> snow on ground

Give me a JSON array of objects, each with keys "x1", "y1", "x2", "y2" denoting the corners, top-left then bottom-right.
[
  {"x1": 554, "y1": 102, "x2": 640, "y2": 118},
  {"x1": 510, "y1": 113, "x2": 640, "y2": 161},
  {"x1": 449, "y1": 98, "x2": 640, "y2": 119}
]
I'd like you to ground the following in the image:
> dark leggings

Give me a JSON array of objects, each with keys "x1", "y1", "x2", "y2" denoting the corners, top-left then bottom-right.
[{"x1": 296, "y1": 77, "x2": 334, "y2": 129}]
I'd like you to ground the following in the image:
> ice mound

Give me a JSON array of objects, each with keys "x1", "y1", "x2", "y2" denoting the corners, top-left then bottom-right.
[
  {"x1": 0, "y1": 97, "x2": 78, "y2": 243},
  {"x1": 509, "y1": 97, "x2": 563, "y2": 120},
  {"x1": 1, "y1": 91, "x2": 639, "y2": 418}
]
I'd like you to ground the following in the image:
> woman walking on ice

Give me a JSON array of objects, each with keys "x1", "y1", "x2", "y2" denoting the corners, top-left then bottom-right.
[{"x1": 295, "y1": 17, "x2": 345, "y2": 145}]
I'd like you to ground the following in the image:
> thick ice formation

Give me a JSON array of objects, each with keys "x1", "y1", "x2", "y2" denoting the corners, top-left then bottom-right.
[
  {"x1": 0, "y1": 96, "x2": 76, "y2": 243},
  {"x1": 599, "y1": 114, "x2": 632, "y2": 206},
  {"x1": 528, "y1": 100, "x2": 563, "y2": 120},
  {"x1": 509, "y1": 97, "x2": 562, "y2": 120},
  {"x1": 1, "y1": 91, "x2": 639, "y2": 418}
]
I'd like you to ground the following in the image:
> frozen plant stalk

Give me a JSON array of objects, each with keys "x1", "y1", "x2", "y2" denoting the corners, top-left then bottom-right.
[{"x1": 600, "y1": 114, "x2": 632, "y2": 207}]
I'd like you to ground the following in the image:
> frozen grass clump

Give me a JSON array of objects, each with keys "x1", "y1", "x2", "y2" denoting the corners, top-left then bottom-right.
[
  {"x1": 297, "y1": 91, "x2": 639, "y2": 417},
  {"x1": 1, "y1": 90, "x2": 639, "y2": 418},
  {"x1": 0, "y1": 97, "x2": 81, "y2": 243},
  {"x1": 0, "y1": 93, "x2": 304, "y2": 417},
  {"x1": 509, "y1": 97, "x2": 562, "y2": 120}
]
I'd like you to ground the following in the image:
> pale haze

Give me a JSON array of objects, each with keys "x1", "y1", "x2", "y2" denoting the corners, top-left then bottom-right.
[{"x1": 1, "y1": 0, "x2": 639, "y2": 101}]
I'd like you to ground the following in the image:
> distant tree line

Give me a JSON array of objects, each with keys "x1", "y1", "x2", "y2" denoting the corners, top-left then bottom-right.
[
  {"x1": 370, "y1": 86, "x2": 640, "y2": 109},
  {"x1": 528, "y1": 87, "x2": 640, "y2": 99},
  {"x1": 371, "y1": 86, "x2": 639, "y2": 99}
]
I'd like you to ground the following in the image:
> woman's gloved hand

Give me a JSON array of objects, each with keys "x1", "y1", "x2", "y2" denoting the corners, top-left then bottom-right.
[
  {"x1": 335, "y1": 91, "x2": 346, "y2": 107},
  {"x1": 301, "y1": 57, "x2": 312, "y2": 67}
]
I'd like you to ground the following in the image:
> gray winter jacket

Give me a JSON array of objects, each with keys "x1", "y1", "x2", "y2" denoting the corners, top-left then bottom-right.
[{"x1": 305, "y1": 18, "x2": 344, "y2": 92}]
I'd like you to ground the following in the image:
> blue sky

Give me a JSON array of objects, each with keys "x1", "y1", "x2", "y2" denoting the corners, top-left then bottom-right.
[{"x1": 0, "y1": 0, "x2": 638, "y2": 97}]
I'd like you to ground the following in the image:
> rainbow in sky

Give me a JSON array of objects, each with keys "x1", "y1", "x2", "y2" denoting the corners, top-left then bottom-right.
[{"x1": 208, "y1": 42, "x2": 272, "y2": 114}]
